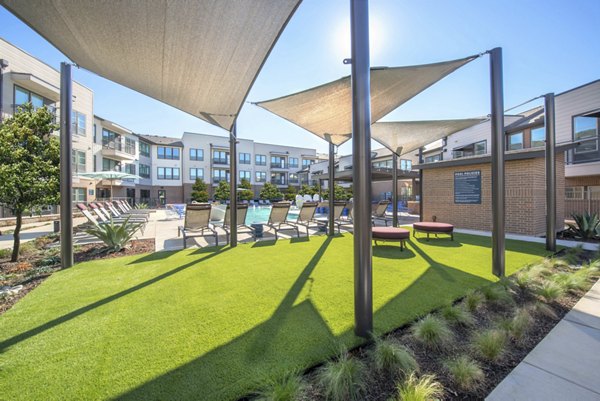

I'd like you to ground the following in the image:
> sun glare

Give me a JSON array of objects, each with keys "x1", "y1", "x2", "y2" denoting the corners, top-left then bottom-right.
[{"x1": 332, "y1": 15, "x2": 386, "y2": 61}]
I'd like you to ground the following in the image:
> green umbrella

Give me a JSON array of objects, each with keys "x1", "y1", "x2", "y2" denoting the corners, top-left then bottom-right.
[{"x1": 77, "y1": 171, "x2": 142, "y2": 200}]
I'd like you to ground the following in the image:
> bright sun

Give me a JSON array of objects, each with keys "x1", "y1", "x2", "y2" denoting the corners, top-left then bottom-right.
[{"x1": 332, "y1": 15, "x2": 385, "y2": 61}]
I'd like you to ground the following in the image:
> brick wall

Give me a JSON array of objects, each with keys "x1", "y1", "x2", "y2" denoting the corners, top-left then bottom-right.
[{"x1": 422, "y1": 154, "x2": 565, "y2": 236}]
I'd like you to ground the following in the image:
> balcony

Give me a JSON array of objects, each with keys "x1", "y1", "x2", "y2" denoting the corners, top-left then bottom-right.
[
  {"x1": 270, "y1": 162, "x2": 288, "y2": 169},
  {"x1": 213, "y1": 177, "x2": 230, "y2": 184},
  {"x1": 212, "y1": 158, "x2": 229, "y2": 165},
  {"x1": 288, "y1": 177, "x2": 299, "y2": 184},
  {"x1": 102, "y1": 140, "x2": 135, "y2": 161},
  {"x1": 271, "y1": 178, "x2": 288, "y2": 186}
]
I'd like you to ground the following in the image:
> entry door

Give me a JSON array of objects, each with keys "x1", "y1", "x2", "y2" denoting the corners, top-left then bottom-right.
[
  {"x1": 126, "y1": 188, "x2": 136, "y2": 206},
  {"x1": 158, "y1": 190, "x2": 166, "y2": 206}
]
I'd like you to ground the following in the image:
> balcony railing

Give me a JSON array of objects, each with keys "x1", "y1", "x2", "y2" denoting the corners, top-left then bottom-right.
[
  {"x1": 288, "y1": 178, "x2": 299, "y2": 184},
  {"x1": 270, "y1": 162, "x2": 288, "y2": 169},
  {"x1": 271, "y1": 178, "x2": 288, "y2": 185},
  {"x1": 212, "y1": 158, "x2": 229, "y2": 165},
  {"x1": 255, "y1": 177, "x2": 266, "y2": 183},
  {"x1": 213, "y1": 177, "x2": 230, "y2": 184},
  {"x1": 103, "y1": 139, "x2": 122, "y2": 151}
]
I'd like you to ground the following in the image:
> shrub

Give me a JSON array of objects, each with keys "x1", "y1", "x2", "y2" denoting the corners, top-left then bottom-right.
[
  {"x1": 463, "y1": 290, "x2": 484, "y2": 312},
  {"x1": 370, "y1": 337, "x2": 418, "y2": 378},
  {"x1": 513, "y1": 270, "x2": 536, "y2": 291},
  {"x1": 526, "y1": 301, "x2": 558, "y2": 320},
  {"x1": 535, "y1": 280, "x2": 564, "y2": 303},
  {"x1": 498, "y1": 308, "x2": 532, "y2": 342},
  {"x1": 438, "y1": 304, "x2": 474, "y2": 327},
  {"x1": 411, "y1": 315, "x2": 453, "y2": 350},
  {"x1": 85, "y1": 217, "x2": 143, "y2": 253},
  {"x1": 317, "y1": 351, "x2": 366, "y2": 401},
  {"x1": 0, "y1": 248, "x2": 11, "y2": 259},
  {"x1": 18, "y1": 240, "x2": 38, "y2": 256},
  {"x1": 553, "y1": 272, "x2": 587, "y2": 292},
  {"x1": 481, "y1": 285, "x2": 514, "y2": 307},
  {"x1": 567, "y1": 213, "x2": 600, "y2": 240},
  {"x1": 472, "y1": 329, "x2": 507, "y2": 362},
  {"x1": 445, "y1": 355, "x2": 484, "y2": 391},
  {"x1": 392, "y1": 373, "x2": 444, "y2": 401},
  {"x1": 563, "y1": 244, "x2": 586, "y2": 265},
  {"x1": 254, "y1": 371, "x2": 305, "y2": 401}
]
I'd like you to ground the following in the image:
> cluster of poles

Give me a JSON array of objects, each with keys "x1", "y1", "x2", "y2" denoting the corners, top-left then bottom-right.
[{"x1": 57, "y1": 0, "x2": 557, "y2": 337}]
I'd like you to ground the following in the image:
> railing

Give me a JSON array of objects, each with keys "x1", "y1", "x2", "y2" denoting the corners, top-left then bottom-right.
[
  {"x1": 103, "y1": 139, "x2": 122, "y2": 151},
  {"x1": 288, "y1": 178, "x2": 299, "y2": 184},
  {"x1": 271, "y1": 178, "x2": 287, "y2": 185},
  {"x1": 270, "y1": 162, "x2": 288, "y2": 169},
  {"x1": 212, "y1": 177, "x2": 229, "y2": 184},
  {"x1": 565, "y1": 187, "x2": 600, "y2": 218},
  {"x1": 212, "y1": 158, "x2": 229, "y2": 165},
  {"x1": 255, "y1": 177, "x2": 266, "y2": 183}
]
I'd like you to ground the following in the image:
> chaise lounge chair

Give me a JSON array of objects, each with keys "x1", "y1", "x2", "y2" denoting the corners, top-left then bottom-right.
[
  {"x1": 287, "y1": 201, "x2": 323, "y2": 236},
  {"x1": 222, "y1": 204, "x2": 255, "y2": 243},
  {"x1": 178, "y1": 203, "x2": 219, "y2": 248},
  {"x1": 265, "y1": 202, "x2": 299, "y2": 240},
  {"x1": 314, "y1": 201, "x2": 347, "y2": 233},
  {"x1": 372, "y1": 200, "x2": 393, "y2": 226}
]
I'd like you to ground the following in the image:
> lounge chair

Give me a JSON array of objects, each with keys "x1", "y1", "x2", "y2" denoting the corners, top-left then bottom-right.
[
  {"x1": 314, "y1": 201, "x2": 346, "y2": 233},
  {"x1": 222, "y1": 204, "x2": 254, "y2": 243},
  {"x1": 338, "y1": 202, "x2": 354, "y2": 229},
  {"x1": 120, "y1": 200, "x2": 152, "y2": 214},
  {"x1": 287, "y1": 201, "x2": 323, "y2": 236},
  {"x1": 77, "y1": 203, "x2": 145, "y2": 234},
  {"x1": 372, "y1": 200, "x2": 393, "y2": 226},
  {"x1": 265, "y1": 202, "x2": 299, "y2": 240},
  {"x1": 102, "y1": 202, "x2": 148, "y2": 223},
  {"x1": 178, "y1": 203, "x2": 219, "y2": 248}
]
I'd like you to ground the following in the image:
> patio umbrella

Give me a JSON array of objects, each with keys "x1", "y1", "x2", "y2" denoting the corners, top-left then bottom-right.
[{"x1": 77, "y1": 171, "x2": 142, "y2": 200}]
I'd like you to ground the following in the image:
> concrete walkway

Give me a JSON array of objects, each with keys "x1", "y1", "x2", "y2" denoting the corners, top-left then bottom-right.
[{"x1": 487, "y1": 279, "x2": 600, "y2": 401}]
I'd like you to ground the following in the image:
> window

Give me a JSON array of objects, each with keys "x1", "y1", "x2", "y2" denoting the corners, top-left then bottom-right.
[
  {"x1": 373, "y1": 159, "x2": 393, "y2": 169},
  {"x1": 255, "y1": 154, "x2": 267, "y2": 166},
  {"x1": 190, "y1": 148, "x2": 204, "y2": 161},
  {"x1": 302, "y1": 159, "x2": 314, "y2": 167},
  {"x1": 140, "y1": 189, "x2": 151, "y2": 202},
  {"x1": 574, "y1": 116, "x2": 598, "y2": 154},
  {"x1": 289, "y1": 173, "x2": 299, "y2": 183},
  {"x1": 140, "y1": 142, "x2": 150, "y2": 157},
  {"x1": 239, "y1": 152, "x2": 251, "y2": 164},
  {"x1": 507, "y1": 132, "x2": 523, "y2": 151},
  {"x1": 158, "y1": 147, "x2": 180, "y2": 160},
  {"x1": 71, "y1": 150, "x2": 86, "y2": 173},
  {"x1": 400, "y1": 159, "x2": 412, "y2": 171},
  {"x1": 124, "y1": 164, "x2": 136, "y2": 175},
  {"x1": 531, "y1": 126, "x2": 545, "y2": 148},
  {"x1": 424, "y1": 154, "x2": 441, "y2": 163},
  {"x1": 125, "y1": 138, "x2": 136, "y2": 155},
  {"x1": 566, "y1": 186, "x2": 585, "y2": 200},
  {"x1": 157, "y1": 167, "x2": 180, "y2": 180},
  {"x1": 71, "y1": 111, "x2": 86, "y2": 136},
  {"x1": 139, "y1": 164, "x2": 151, "y2": 178},
  {"x1": 102, "y1": 129, "x2": 119, "y2": 149},
  {"x1": 14, "y1": 85, "x2": 50, "y2": 111},
  {"x1": 72, "y1": 188, "x2": 86, "y2": 202},
  {"x1": 271, "y1": 156, "x2": 287, "y2": 168},
  {"x1": 289, "y1": 157, "x2": 299, "y2": 168},
  {"x1": 190, "y1": 168, "x2": 204, "y2": 181},
  {"x1": 212, "y1": 150, "x2": 229, "y2": 164},
  {"x1": 453, "y1": 140, "x2": 486, "y2": 159},
  {"x1": 255, "y1": 171, "x2": 267, "y2": 182},
  {"x1": 239, "y1": 170, "x2": 251, "y2": 181},
  {"x1": 271, "y1": 172, "x2": 287, "y2": 185},
  {"x1": 213, "y1": 169, "x2": 230, "y2": 183},
  {"x1": 102, "y1": 158, "x2": 120, "y2": 171}
]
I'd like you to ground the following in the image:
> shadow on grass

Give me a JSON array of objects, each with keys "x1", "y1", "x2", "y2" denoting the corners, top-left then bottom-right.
[
  {"x1": 412, "y1": 237, "x2": 462, "y2": 248},
  {"x1": 0, "y1": 247, "x2": 229, "y2": 353},
  {"x1": 373, "y1": 245, "x2": 416, "y2": 260}
]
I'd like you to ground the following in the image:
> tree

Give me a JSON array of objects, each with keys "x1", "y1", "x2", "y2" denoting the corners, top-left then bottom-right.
[
  {"x1": 0, "y1": 104, "x2": 59, "y2": 261},
  {"x1": 213, "y1": 180, "x2": 230, "y2": 201},
  {"x1": 284, "y1": 185, "x2": 297, "y2": 201},
  {"x1": 238, "y1": 178, "x2": 254, "y2": 201},
  {"x1": 299, "y1": 184, "x2": 312, "y2": 196},
  {"x1": 322, "y1": 184, "x2": 351, "y2": 200},
  {"x1": 190, "y1": 178, "x2": 209, "y2": 202},
  {"x1": 259, "y1": 182, "x2": 283, "y2": 201}
]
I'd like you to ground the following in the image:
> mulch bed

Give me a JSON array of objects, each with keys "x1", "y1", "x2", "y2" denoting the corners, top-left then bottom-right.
[{"x1": 0, "y1": 238, "x2": 154, "y2": 316}]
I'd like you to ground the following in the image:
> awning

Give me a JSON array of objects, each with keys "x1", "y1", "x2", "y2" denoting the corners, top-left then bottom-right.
[
  {"x1": 313, "y1": 168, "x2": 419, "y2": 182},
  {"x1": 0, "y1": 0, "x2": 301, "y2": 131},
  {"x1": 372, "y1": 118, "x2": 487, "y2": 156},
  {"x1": 255, "y1": 55, "x2": 480, "y2": 145}
]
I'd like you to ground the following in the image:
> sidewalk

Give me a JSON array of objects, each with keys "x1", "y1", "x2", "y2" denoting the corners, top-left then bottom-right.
[{"x1": 487, "y1": 279, "x2": 600, "y2": 401}]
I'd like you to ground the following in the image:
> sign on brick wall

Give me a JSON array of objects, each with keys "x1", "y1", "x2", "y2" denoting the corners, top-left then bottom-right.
[{"x1": 454, "y1": 170, "x2": 481, "y2": 204}]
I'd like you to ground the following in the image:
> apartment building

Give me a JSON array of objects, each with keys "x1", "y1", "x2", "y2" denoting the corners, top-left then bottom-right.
[{"x1": 0, "y1": 37, "x2": 95, "y2": 206}]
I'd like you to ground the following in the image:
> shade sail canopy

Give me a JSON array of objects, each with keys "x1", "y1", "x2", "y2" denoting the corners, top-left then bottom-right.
[
  {"x1": 0, "y1": 0, "x2": 301, "y2": 131},
  {"x1": 255, "y1": 55, "x2": 479, "y2": 145},
  {"x1": 372, "y1": 118, "x2": 487, "y2": 156}
]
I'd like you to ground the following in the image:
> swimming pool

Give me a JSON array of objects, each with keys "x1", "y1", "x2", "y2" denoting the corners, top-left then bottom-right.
[{"x1": 245, "y1": 205, "x2": 299, "y2": 224}]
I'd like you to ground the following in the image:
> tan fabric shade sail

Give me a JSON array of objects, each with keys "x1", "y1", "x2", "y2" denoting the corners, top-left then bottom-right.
[
  {"x1": 255, "y1": 55, "x2": 479, "y2": 145},
  {"x1": 372, "y1": 118, "x2": 487, "y2": 156},
  {"x1": 0, "y1": 0, "x2": 301, "y2": 131}
]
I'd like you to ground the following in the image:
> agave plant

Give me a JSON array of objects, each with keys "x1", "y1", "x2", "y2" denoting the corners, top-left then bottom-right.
[
  {"x1": 85, "y1": 216, "x2": 143, "y2": 252},
  {"x1": 567, "y1": 212, "x2": 600, "y2": 240}
]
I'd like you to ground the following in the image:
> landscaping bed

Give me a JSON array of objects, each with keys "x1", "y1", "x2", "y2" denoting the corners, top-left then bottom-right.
[
  {"x1": 0, "y1": 236, "x2": 154, "y2": 315},
  {"x1": 247, "y1": 246, "x2": 599, "y2": 401}
]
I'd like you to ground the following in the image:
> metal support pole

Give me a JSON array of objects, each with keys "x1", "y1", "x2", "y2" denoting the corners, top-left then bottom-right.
[
  {"x1": 60, "y1": 62, "x2": 73, "y2": 268},
  {"x1": 230, "y1": 122, "x2": 238, "y2": 247},
  {"x1": 392, "y1": 152, "x2": 398, "y2": 227},
  {"x1": 0, "y1": 59, "x2": 7, "y2": 123},
  {"x1": 418, "y1": 147, "x2": 424, "y2": 222},
  {"x1": 350, "y1": 0, "x2": 373, "y2": 337},
  {"x1": 490, "y1": 48, "x2": 505, "y2": 278},
  {"x1": 328, "y1": 142, "x2": 335, "y2": 236},
  {"x1": 545, "y1": 93, "x2": 556, "y2": 251}
]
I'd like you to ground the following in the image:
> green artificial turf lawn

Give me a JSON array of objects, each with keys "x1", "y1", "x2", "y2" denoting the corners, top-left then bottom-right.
[{"x1": 0, "y1": 231, "x2": 551, "y2": 400}]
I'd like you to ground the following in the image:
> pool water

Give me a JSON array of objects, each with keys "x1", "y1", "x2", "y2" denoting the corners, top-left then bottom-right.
[{"x1": 245, "y1": 206, "x2": 299, "y2": 224}]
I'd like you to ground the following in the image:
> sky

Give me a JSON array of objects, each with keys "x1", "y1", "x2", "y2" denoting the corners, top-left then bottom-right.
[{"x1": 1, "y1": 0, "x2": 599, "y2": 154}]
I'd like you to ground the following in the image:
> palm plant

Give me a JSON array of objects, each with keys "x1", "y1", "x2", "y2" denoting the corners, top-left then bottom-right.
[{"x1": 85, "y1": 216, "x2": 143, "y2": 252}]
